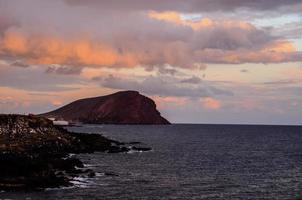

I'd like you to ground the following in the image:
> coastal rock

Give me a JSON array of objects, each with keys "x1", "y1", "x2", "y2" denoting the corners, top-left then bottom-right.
[
  {"x1": 40, "y1": 91, "x2": 170, "y2": 124},
  {"x1": 0, "y1": 114, "x2": 144, "y2": 191}
]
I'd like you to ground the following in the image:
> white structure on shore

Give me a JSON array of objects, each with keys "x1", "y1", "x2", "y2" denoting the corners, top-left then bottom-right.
[{"x1": 47, "y1": 118, "x2": 69, "y2": 126}]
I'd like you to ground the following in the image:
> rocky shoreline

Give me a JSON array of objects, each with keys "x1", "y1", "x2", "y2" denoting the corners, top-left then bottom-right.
[{"x1": 0, "y1": 114, "x2": 150, "y2": 191}]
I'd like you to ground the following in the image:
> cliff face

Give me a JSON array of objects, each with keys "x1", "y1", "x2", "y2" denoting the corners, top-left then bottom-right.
[{"x1": 41, "y1": 91, "x2": 170, "y2": 124}]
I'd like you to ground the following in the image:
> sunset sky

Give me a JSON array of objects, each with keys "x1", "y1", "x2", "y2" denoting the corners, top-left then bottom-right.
[{"x1": 0, "y1": 0, "x2": 302, "y2": 124}]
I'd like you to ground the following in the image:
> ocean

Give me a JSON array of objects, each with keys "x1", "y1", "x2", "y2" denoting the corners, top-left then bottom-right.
[{"x1": 2, "y1": 124, "x2": 302, "y2": 200}]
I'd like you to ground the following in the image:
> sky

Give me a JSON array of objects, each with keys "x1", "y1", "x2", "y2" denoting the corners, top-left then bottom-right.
[{"x1": 0, "y1": 0, "x2": 302, "y2": 125}]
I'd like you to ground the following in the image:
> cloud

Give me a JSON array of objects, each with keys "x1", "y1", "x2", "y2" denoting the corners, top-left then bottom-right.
[
  {"x1": 149, "y1": 11, "x2": 272, "y2": 50},
  {"x1": 236, "y1": 99, "x2": 263, "y2": 111},
  {"x1": 153, "y1": 96, "x2": 188, "y2": 109},
  {"x1": 28, "y1": 92, "x2": 59, "y2": 97},
  {"x1": 45, "y1": 65, "x2": 83, "y2": 75},
  {"x1": 99, "y1": 74, "x2": 233, "y2": 98},
  {"x1": 1, "y1": 21, "x2": 299, "y2": 69},
  {"x1": 0, "y1": 96, "x2": 18, "y2": 108},
  {"x1": 283, "y1": 68, "x2": 302, "y2": 79},
  {"x1": 194, "y1": 43, "x2": 301, "y2": 64},
  {"x1": 181, "y1": 76, "x2": 202, "y2": 84},
  {"x1": 0, "y1": 87, "x2": 68, "y2": 114},
  {"x1": 0, "y1": 29, "x2": 133, "y2": 68},
  {"x1": 149, "y1": 11, "x2": 254, "y2": 32},
  {"x1": 157, "y1": 67, "x2": 178, "y2": 75},
  {"x1": 261, "y1": 80, "x2": 299, "y2": 85},
  {"x1": 145, "y1": 64, "x2": 180, "y2": 75},
  {"x1": 64, "y1": 0, "x2": 302, "y2": 13},
  {"x1": 10, "y1": 60, "x2": 29, "y2": 68},
  {"x1": 274, "y1": 21, "x2": 302, "y2": 39},
  {"x1": 0, "y1": 2, "x2": 300, "y2": 71},
  {"x1": 51, "y1": 100, "x2": 63, "y2": 106},
  {"x1": 201, "y1": 97, "x2": 221, "y2": 110},
  {"x1": 0, "y1": 12, "x2": 17, "y2": 33},
  {"x1": 0, "y1": 62, "x2": 83, "y2": 92}
]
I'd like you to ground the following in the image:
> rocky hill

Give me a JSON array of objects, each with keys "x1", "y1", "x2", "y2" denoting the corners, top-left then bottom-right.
[{"x1": 40, "y1": 91, "x2": 170, "y2": 124}]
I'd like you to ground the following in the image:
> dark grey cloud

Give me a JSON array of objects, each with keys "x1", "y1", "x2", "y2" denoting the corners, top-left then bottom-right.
[
  {"x1": 45, "y1": 65, "x2": 83, "y2": 75},
  {"x1": 145, "y1": 65, "x2": 180, "y2": 75},
  {"x1": 0, "y1": 64, "x2": 82, "y2": 92},
  {"x1": 240, "y1": 69, "x2": 249, "y2": 73},
  {"x1": 157, "y1": 66, "x2": 178, "y2": 75},
  {"x1": 64, "y1": 0, "x2": 302, "y2": 13},
  {"x1": 191, "y1": 26, "x2": 274, "y2": 51},
  {"x1": 181, "y1": 76, "x2": 202, "y2": 84},
  {"x1": 274, "y1": 21, "x2": 302, "y2": 39},
  {"x1": 261, "y1": 80, "x2": 300, "y2": 86},
  {"x1": 10, "y1": 61, "x2": 29, "y2": 68},
  {"x1": 100, "y1": 74, "x2": 233, "y2": 98}
]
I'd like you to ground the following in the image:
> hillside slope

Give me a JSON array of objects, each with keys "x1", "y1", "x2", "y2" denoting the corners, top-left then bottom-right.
[{"x1": 40, "y1": 91, "x2": 170, "y2": 124}]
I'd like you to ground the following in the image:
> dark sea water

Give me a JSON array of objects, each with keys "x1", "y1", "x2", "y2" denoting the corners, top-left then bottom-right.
[{"x1": 2, "y1": 124, "x2": 302, "y2": 200}]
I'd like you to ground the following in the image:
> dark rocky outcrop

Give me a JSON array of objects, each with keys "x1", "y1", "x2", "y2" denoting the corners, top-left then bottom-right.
[
  {"x1": 40, "y1": 91, "x2": 170, "y2": 124},
  {"x1": 0, "y1": 114, "x2": 150, "y2": 191}
]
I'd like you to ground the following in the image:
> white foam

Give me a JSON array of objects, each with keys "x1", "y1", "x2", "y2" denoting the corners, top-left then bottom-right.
[
  {"x1": 95, "y1": 172, "x2": 105, "y2": 177},
  {"x1": 83, "y1": 164, "x2": 97, "y2": 167},
  {"x1": 127, "y1": 150, "x2": 143, "y2": 154},
  {"x1": 70, "y1": 177, "x2": 97, "y2": 188},
  {"x1": 45, "y1": 186, "x2": 75, "y2": 191}
]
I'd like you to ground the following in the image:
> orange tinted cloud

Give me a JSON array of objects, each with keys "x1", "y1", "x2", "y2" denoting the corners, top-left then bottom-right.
[
  {"x1": 0, "y1": 29, "x2": 195, "y2": 69},
  {"x1": 148, "y1": 11, "x2": 253, "y2": 31},
  {"x1": 0, "y1": 22, "x2": 300, "y2": 69},
  {"x1": 263, "y1": 41, "x2": 296, "y2": 53},
  {"x1": 1, "y1": 30, "x2": 28, "y2": 54},
  {"x1": 201, "y1": 97, "x2": 221, "y2": 110},
  {"x1": 149, "y1": 11, "x2": 214, "y2": 30},
  {"x1": 196, "y1": 41, "x2": 298, "y2": 64},
  {"x1": 0, "y1": 30, "x2": 137, "y2": 68},
  {"x1": 148, "y1": 11, "x2": 183, "y2": 25}
]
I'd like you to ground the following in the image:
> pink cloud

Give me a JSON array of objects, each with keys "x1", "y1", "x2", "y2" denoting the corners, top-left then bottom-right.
[
  {"x1": 51, "y1": 100, "x2": 63, "y2": 106},
  {"x1": 201, "y1": 97, "x2": 221, "y2": 110},
  {"x1": 153, "y1": 96, "x2": 188, "y2": 109}
]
